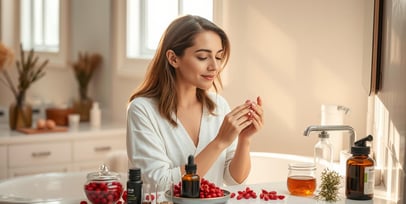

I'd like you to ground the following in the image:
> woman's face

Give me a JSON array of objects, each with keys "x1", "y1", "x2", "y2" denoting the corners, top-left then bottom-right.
[{"x1": 174, "y1": 31, "x2": 223, "y2": 90}]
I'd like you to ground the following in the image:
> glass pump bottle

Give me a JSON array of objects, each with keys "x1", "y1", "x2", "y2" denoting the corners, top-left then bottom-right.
[
  {"x1": 314, "y1": 131, "x2": 333, "y2": 171},
  {"x1": 313, "y1": 130, "x2": 333, "y2": 191}
]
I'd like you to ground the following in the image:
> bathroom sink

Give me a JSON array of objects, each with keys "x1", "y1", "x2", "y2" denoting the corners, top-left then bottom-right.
[{"x1": 0, "y1": 172, "x2": 87, "y2": 203}]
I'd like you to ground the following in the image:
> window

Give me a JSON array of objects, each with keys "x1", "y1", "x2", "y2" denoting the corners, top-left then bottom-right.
[
  {"x1": 19, "y1": 0, "x2": 69, "y2": 68},
  {"x1": 127, "y1": 0, "x2": 214, "y2": 59},
  {"x1": 20, "y1": 0, "x2": 60, "y2": 52},
  {"x1": 114, "y1": 0, "x2": 221, "y2": 76}
]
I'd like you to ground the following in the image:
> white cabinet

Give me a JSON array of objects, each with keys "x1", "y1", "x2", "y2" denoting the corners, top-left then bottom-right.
[
  {"x1": 8, "y1": 142, "x2": 72, "y2": 167},
  {"x1": 0, "y1": 146, "x2": 7, "y2": 179},
  {"x1": 0, "y1": 124, "x2": 126, "y2": 179},
  {"x1": 72, "y1": 138, "x2": 126, "y2": 172},
  {"x1": 7, "y1": 142, "x2": 72, "y2": 178}
]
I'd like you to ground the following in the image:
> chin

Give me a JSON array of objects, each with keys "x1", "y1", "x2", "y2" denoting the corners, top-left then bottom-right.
[{"x1": 200, "y1": 84, "x2": 214, "y2": 90}]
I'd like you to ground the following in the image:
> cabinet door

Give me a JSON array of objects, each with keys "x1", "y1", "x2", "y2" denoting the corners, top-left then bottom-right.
[
  {"x1": 8, "y1": 142, "x2": 72, "y2": 167},
  {"x1": 0, "y1": 146, "x2": 7, "y2": 179},
  {"x1": 73, "y1": 139, "x2": 125, "y2": 162}
]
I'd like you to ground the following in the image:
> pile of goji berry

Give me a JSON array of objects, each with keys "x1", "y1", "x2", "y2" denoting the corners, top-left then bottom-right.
[
  {"x1": 173, "y1": 178, "x2": 225, "y2": 198},
  {"x1": 230, "y1": 187, "x2": 285, "y2": 201}
]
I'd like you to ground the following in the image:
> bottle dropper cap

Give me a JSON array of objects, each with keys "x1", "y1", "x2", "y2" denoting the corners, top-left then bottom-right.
[
  {"x1": 185, "y1": 155, "x2": 197, "y2": 173},
  {"x1": 351, "y1": 135, "x2": 373, "y2": 155},
  {"x1": 128, "y1": 168, "x2": 141, "y2": 181}
]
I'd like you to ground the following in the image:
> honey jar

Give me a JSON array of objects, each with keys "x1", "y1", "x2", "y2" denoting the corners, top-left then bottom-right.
[{"x1": 287, "y1": 162, "x2": 317, "y2": 196}]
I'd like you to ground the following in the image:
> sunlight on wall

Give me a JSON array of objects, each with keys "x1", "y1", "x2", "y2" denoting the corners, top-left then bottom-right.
[{"x1": 374, "y1": 95, "x2": 402, "y2": 201}]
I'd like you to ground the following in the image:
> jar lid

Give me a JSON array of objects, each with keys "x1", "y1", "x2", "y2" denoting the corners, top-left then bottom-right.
[{"x1": 86, "y1": 164, "x2": 121, "y2": 181}]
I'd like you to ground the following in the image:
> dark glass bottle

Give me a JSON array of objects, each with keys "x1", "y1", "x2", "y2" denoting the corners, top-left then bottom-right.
[
  {"x1": 127, "y1": 168, "x2": 143, "y2": 204},
  {"x1": 346, "y1": 135, "x2": 375, "y2": 200},
  {"x1": 181, "y1": 155, "x2": 200, "y2": 198}
]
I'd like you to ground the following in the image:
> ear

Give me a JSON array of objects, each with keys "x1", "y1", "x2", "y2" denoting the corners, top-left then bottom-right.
[{"x1": 166, "y1": 50, "x2": 179, "y2": 68}]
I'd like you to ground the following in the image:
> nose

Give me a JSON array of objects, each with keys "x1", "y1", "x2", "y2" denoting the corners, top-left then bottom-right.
[{"x1": 208, "y1": 57, "x2": 220, "y2": 71}]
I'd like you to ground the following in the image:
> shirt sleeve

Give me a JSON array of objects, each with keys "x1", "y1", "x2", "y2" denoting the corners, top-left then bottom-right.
[{"x1": 126, "y1": 99, "x2": 182, "y2": 186}]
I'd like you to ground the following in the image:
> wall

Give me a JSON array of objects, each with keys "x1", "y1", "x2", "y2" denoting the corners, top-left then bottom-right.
[
  {"x1": 219, "y1": 0, "x2": 372, "y2": 156},
  {"x1": 0, "y1": 1, "x2": 372, "y2": 158}
]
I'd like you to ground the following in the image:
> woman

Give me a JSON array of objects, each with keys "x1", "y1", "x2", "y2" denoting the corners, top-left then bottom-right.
[{"x1": 127, "y1": 15, "x2": 264, "y2": 187}]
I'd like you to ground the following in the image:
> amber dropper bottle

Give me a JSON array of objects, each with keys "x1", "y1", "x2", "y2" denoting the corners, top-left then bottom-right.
[
  {"x1": 346, "y1": 135, "x2": 375, "y2": 200},
  {"x1": 181, "y1": 155, "x2": 200, "y2": 198}
]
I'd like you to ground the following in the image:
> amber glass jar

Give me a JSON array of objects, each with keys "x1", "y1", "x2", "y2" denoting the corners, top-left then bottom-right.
[{"x1": 287, "y1": 162, "x2": 317, "y2": 196}]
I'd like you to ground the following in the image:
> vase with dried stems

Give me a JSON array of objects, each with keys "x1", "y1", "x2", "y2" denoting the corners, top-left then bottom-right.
[
  {"x1": 71, "y1": 52, "x2": 102, "y2": 122},
  {"x1": 0, "y1": 43, "x2": 48, "y2": 130}
]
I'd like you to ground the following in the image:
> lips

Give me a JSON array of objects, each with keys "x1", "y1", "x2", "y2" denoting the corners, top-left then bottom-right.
[{"x1": 202, "y1": 75, "x2": 215, "y2": 80}]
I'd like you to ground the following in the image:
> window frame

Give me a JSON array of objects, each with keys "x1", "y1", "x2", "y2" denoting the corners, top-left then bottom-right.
[
  {"x1": 17, "y1": 0, "x2": 69, "y2": 69},
  {"x1": 113, "y1": 0, "x2": 223, "y2": 78},
  {"x1": 20, "y1": 0, "x2": 60, "y2": 53},
  {"x1": 0, "y1": 0, "x2": 70, "y2": 69}
]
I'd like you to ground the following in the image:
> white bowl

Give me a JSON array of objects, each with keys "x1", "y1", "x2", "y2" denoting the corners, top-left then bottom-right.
[{"x1": 167, "y1": 190, "x2": 230, "y2": 204}]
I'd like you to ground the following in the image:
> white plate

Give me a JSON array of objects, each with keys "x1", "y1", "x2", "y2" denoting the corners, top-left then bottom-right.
[{"x1": 166, "y1": 190, "x2": 230, "y2": 204}]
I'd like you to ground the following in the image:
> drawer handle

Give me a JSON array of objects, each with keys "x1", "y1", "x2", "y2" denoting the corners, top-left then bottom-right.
[
  {"x1": 94, "y1": 146, "x2": 112, "y2": 152},
  {"x1": 31, "y1": 151, "x2": 51, "y2": 157}
]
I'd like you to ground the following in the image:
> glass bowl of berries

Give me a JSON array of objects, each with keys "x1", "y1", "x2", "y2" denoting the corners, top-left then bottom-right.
[{"x1": 84, "y1": 164, "x2": 124, "y2": 204}]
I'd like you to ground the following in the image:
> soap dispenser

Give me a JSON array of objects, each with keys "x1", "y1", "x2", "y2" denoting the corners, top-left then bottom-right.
[
  {"x1": 346, "y1": 135, "x2": 374, "y2": 200},
  {"x1": 181, "y1": 155, "x2": 200, "y2": 198}
]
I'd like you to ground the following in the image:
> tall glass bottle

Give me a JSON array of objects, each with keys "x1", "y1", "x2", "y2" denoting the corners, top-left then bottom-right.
[{"x1": 314, "y1": 131, "x2": 333, "y2": 188}]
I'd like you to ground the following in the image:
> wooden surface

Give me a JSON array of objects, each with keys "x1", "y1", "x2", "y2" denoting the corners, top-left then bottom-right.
[{"x1": 16, "y1": 127, "x2": 69, "y2": 134}]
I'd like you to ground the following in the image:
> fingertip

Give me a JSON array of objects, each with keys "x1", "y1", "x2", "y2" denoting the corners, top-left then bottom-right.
[{"x1": 257, "y1": 96, "x2": 262, "y2": 106}]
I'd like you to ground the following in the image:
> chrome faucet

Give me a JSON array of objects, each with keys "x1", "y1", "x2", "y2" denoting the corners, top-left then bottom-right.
[{"x1": 303, "y1": 125, "x2": 356, "y2": 151}]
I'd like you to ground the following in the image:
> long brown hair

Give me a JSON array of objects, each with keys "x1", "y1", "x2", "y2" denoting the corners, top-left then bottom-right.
[{"x1": 129, "y1": 15, "x2": 231, "y2": 126}]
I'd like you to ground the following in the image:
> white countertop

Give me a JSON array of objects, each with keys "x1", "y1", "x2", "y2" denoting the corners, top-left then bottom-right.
[
  {"x1": 0, "y1": 121, "x2": 126, "y2": 145},
  {"x1": 224, "y1": 182, "x2": 395, "y2": 204},
  {"x1": 0, "y1": 172, "x2": 396, "y2": 204}
]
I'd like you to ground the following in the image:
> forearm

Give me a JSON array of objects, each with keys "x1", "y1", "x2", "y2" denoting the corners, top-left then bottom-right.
[
  {"x1": 229, "y1": 138, "x2": 251, "y2": 183},
  {"x1": 194, "y1": 137, "x2": 228, "y2": 177}
]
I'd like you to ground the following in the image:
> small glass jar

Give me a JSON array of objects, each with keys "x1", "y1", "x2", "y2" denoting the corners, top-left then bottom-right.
[
  {"x1": 287, "y1": 162, "x2": 317, "y2": 196},
  {"x1": 84, "y1": 164, "x2": 124, "y2": 204}
]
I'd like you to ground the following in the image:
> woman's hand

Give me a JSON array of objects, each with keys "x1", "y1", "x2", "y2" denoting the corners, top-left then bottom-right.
[
  {"x1": 239, "y1": 96, "x2": 264, "y2": 140},
  {"x1": 214, "y1": 102, "x2": 253, "y2": 148}
]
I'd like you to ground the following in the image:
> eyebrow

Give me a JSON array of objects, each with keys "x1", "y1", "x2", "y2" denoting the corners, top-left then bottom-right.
[{"x1": 195, "y1": 49, "x2": 224, "y2": 54}]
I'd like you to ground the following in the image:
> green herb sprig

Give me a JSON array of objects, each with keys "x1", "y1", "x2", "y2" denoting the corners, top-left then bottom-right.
[{"x1": 315, "y1": 168, "x2": 342, "y2": 202}]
